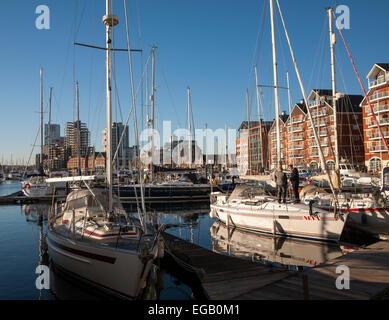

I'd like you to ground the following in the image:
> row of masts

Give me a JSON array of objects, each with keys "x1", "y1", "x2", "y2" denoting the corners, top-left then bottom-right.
[{"x1": 245, "y1": 3, "x2": 340, "y2": 172}]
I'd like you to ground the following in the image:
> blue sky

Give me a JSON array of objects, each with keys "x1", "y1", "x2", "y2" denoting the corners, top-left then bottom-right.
[{"x1": 1, "y1": 0, "x2": 388, "y2": 164}]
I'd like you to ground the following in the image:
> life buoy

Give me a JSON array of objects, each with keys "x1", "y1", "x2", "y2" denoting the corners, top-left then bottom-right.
[{"x1": 25, "y1": 183, "x2": 31, "y2": 189}]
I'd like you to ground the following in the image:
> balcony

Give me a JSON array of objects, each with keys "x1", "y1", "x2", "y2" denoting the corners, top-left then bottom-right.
[
  {"x1": 289, "y1": 143, "x2": 304, "y2": 150},
  {"x1": 370, "y1": 143, "x2": 389, "y2": 153},
  {"x1": 368, "y1": 130, "x2": 389, "y2": 140},
  {"x1": 308, "y1": 100, "x2": 325, "y2": 108},
  {"x1": 289, "y1": 126, "x2": 303, "y2": 133},
  {"x1": 369, "y1": 90, "x2": 389, "y2": 102},
  {"x1": 308, "y1": 130, "x2": 328, "y2": 138},
  {"x1": 289, "y1": 153, "x2": 304, "y2": 159},
  {"x1": 290, "y1": 117, "x2": 304, "y2": 124},
  {"x1": 290, "y1": 136, "x2": 304, "y2": 142},
  {"x1": 368, "y1": 73, "x2": 389, "y2": 89},
  {"x1": 307, "y1": 120, "x2": 328, "y2": 128},
  {"x1": 308, "y1": 139, "x2": 330, "y2": 148},
  {"x1": 368, "y1": 117, "x2": 389, "y2": 128},
  {"x1": 366, "y1": 103, "x2": 389, "y2": 115}
]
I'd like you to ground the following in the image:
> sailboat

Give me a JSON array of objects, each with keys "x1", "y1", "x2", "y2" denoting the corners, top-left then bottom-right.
[
  {"x1": 21, "y1": 69, "x2": 54, "y2": 198},
  {"x1": 210, "y1": 0, "x2": 348, "y2": 242},
  {"x1": 46, "y1": 1, "x2": 164, "y2": 299},
  {"x1": 300, "y1": 8, "x2": 389, "y2": 227}
]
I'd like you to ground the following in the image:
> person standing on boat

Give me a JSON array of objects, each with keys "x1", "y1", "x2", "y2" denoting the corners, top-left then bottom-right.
[
  {"x1": 274, "y1": 166, "x2": 287, "y2": 204},
  {"x1": 289, "y1": 164, "x2": 300, "y2": 203}
]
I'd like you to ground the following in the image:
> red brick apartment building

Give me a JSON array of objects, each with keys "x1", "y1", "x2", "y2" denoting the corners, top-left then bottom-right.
[
  {"x1": 285, "y1": 102, "x2": 307, "y2": 168},
  {"x1": 305, "y1": 89, "x2": 364, "y2": 170},
  {"x1": 237, "y1": 121, "x2": 272, "y2": 174},
  {"x1": 268, "y1": 112, "x2": 289, "y2": 169},
  {"x1": 361, "y1": 63, "x2": 389, "y2": 172}
]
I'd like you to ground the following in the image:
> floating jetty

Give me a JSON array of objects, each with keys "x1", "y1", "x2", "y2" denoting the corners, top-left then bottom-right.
[
  {"x1": 162, "y1": 232, "x2": 293, "y2": 299},
  {"x1": 0, "y1": 191, "x2": 66, "y2": 205},
  {"x1": 162, "y1": 231, "x2": 389, "y2": 300}
]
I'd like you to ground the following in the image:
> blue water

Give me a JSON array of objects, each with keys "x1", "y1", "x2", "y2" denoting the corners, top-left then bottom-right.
[
  {"x1": 0, "y1": 181, "x2": 353, "y2": 300},
  {"x1": 0, "y1": 181, "x2": 210, "y2": 300}
]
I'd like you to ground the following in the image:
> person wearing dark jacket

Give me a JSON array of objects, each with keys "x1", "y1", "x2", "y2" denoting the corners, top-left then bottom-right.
[
  {"x1": 274, "y1": 166, "x2": 287, "y2": 204},
  {"x1": 289, "y1": 164, "x2": 300, "y2": 203}
]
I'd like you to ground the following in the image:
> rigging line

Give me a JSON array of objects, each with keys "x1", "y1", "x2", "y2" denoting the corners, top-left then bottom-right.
[
  {"x1": 73, "y1": 0, "x2": 88, "y2": 41},
  {"x1": 274, "y1": 0, "x2": 337, "y2": 198},
  {"x1": 307, "y1": 15, "x2": 328, "y2": 92},
  {"x1": 157, "y1": 52, "x2": 182, "y2": 128},
  {"x1": 135, "y1": 0, "x2": 144, "y2": 132},
  {"x1": 124, "y1": 0, "x2": 147, "y2": 232},
  {"x1": 74, "y1": 42, "x2": 142, "y2": 52},
  {"x1": 332, "y1": 10, "x2": 389, "y2": 156},
  {"x1": 247, "y1": 0, "x2": 268, "y2": 89},
  {"x1": 112, "y1": 53, "x2": 151, "y2": 164},
  {"x1": 88, "y1": 0, "x2": 97, "y2": 129},
  {"x1": 334, "y1": 53, "x2": 365, "y2": 144},
  {"x1": 22, "y1": 126, "x2": 40, "y2": 178},
  {"x1": 111, "y1": 19, "x2": 124, "y2": 123}
]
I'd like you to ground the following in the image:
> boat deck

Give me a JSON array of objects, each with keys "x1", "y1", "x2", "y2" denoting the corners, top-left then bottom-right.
[{"x1": 51, "y1": 224, "x2": 154, "y2": 252}]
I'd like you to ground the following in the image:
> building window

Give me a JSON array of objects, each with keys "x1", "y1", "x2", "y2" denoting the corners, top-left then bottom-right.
[{"x1": 370, "y1": 158, "x2": 382, "y2": 172}]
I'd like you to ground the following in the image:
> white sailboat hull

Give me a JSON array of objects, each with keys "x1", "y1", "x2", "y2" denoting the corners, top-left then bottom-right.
[
  {"x1": 47, "y1": 230, "x2": 155, "y2": 299},
  {"x1": 21, "y1": 183, "x2": 53, "y2": 197},
  {"x1": 210, "y1": 201, "x2": 347, "y2": 242}
]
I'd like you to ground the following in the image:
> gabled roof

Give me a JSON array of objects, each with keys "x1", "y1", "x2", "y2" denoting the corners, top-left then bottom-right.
[
  {"x1": 336, "y1": 95, "x2": 363, "y2": 113},
  {"x1": 269, "y1": 113, "x2": 289, "y2": 132},
  {"x1": 238, "y1": 120, "x2": 272, "y2": 131},
  {"x1": 308, "y1": 89, "x2": 333, "y2": 100},
  {"x1": 367, "y1": 63, "x2": 389, "y2": 79},
  {"x1": 292, "y1": 102, "x2": 307, "y2": 115}
]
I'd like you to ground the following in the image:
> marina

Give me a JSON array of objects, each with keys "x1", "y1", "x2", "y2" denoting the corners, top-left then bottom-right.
[{"x1": 1, "y1": 0, "x2": 389, "y2": 306}]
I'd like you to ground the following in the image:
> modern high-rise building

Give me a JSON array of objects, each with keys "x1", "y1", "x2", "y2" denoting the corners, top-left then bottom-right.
[
  {"x1": 102, "y1": 122, "x2": 130, "y2": 168},
  {"x1": 65, "y1": 121, "x2": 90, "y2": 158},
  {"x1": 44, "y1": 123, "x2": 61, "y2": 145}
]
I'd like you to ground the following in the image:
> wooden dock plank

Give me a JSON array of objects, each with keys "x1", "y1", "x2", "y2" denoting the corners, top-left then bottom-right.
[
  {"x1": 162, "y1": 231, "x2": 292, "y2": 299},
  {"x1": 246, "y1": 240, "x2": 389, "y2": 300},
  {"x1": 163, "y1": 231, "x2": 389, "y2": 300}
]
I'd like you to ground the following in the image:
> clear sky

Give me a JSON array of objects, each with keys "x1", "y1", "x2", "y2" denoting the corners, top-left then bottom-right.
[{"x1": 1, "y1": 0, "x2": 388, "y2": 164}]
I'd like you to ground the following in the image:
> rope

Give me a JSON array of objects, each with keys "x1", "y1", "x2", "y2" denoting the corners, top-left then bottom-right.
[
  {"x1": 124, "y1": 0, "x2": 147, "y2": 233},
  {"x1": 332, "y1": 10, "x2": 389, "y2": 156}
]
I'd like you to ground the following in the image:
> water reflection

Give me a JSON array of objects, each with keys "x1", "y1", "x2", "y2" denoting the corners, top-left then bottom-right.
[
  {"x1": 3, "y1": 187, "x2": 360, "y2": 300},
  {"x1": 210, "y1": 221, "x2": 348, "y2": 269},
  {"x1": 22, "y1": 203, "x2": 49, "y2": 223}
]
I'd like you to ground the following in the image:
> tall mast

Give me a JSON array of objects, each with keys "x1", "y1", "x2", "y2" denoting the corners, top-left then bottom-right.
[
  {"x1": 76, "y1": 81, "x2": 81, "y2": 176},
  {"x1": 40, "y1": 67, "x2": 44, "y2": 173},
  {"x1": 151, "y1": 46, "x2": 156, "y2": 179},
  {"x1": 286, "y1": 71, "x2": 294, "y2": 166},
  {"x1": 254, "y1": 66, "x2": 264, "y2": 170},
  {"x1": 274, "y1": 0, "x2": 337, "y2": 197},
  {"x1": 246, "y1": 88, "x2": 250, "y2": 173},
  {"x1": 48, "y1": 87, "x2": 53, "y2": 176},
  {"x1": 328, "y1": 7, "x2": 339, "y2": 169},
  {"x1": 270, "y1": 0, "x2": 281, "y2": 167},
  {"x1": 103, "y1": 0, "x2": 118, "y2": 212},
  {"x1": 187, "y1": 86, "x2": 192, "y2": 167}
]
